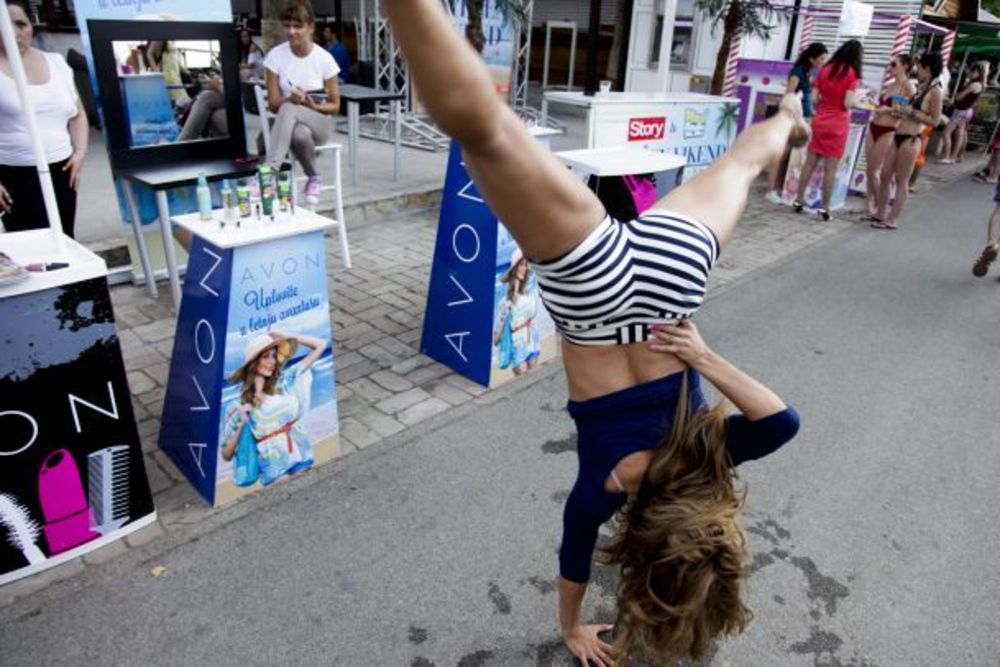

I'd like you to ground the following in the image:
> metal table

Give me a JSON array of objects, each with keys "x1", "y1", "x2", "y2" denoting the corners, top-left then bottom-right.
[
  {"x1": 337, "y1": 84, "x2": 405, "y2": 186},
  {"x1": 114, "y1": 158, "x2": 259, "y2": 311}
]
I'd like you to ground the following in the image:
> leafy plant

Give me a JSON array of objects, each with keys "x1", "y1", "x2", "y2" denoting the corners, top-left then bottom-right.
[
  {"x1": 716, "y1": 102, "x2": 740, "y2": 140},
  {"x1": 696, "y1": 0, "x2": 786, "y2": 95}
]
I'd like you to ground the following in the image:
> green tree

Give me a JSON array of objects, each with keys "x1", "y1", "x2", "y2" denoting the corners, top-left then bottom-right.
[
  {"x1": 697, "y1": 0, "x2": 784, "y2": 95},
  {"x1": 984, "y1": 0, "x2": 1000, "y2": 17}
]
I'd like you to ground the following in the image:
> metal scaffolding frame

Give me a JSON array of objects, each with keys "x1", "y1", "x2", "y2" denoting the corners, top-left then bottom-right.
[
  {"x1": 508, "y1": 1, "x2": 563, "y2": 130},
  {"x1": 351, "y1": 3, "x2": 450, "y2": 152}
]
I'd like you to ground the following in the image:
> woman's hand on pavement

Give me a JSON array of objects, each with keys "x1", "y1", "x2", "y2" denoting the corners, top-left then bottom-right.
[
  {"x1": 63, "y1": 151, "x2": 86, "y2": 190},
  {"x1": 563, "y1": 624, "x2": 616, "y2": 667},
  {"x1": 647, "y1": 319, "x2": 712, "y2": 367}
]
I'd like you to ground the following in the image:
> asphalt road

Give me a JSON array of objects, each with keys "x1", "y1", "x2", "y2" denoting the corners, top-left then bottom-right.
[{"x1": 2, "y1": 178, "x2": 999, "y2": 666}]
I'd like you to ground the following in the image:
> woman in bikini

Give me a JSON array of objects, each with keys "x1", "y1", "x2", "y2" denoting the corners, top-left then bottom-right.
[
  {"x1": 872, "y1": 53, "x2": 944, "y2": 230},
  {"x1": 864, "y1": 55, "x2": 915, "y2": 219},
  {"x1": 380, "y1": 1, "x2": 804, "y2": 663}
]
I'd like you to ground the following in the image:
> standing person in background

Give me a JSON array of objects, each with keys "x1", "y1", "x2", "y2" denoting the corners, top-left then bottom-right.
[
  {"x1": 264, "y1": 0, "x2": 341, "y2": 206},
  {"x1": 871, "y1": 53, "x2": 944, "y2": 230},
  {"x1": 237, "y1": 28, "x2": 264, "y2": 82},
  {"x1": 863, "y1": 55, "x2": 915, "y2": 219},
  {"x1": 793, "y1": 40, "x2": 863, "y2": 221},
  {"x1": 766, "y1": 42, "x2": 828, "y2": 203},
  {"x1": 938, "y1": 63, "x2": 988, "y2": 165},
  {"x1": 0, "y1": 0, "x2": 87, "y2": 238},
  {"x1": 321, "y1": 24, "x2": 351, "y2": 83}
]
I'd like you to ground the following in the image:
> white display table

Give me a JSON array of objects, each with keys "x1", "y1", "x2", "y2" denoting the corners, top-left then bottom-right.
[
  {"x1": 542, "y1": 91, "x2": 740, "y2": 180},
  {"x1": 0, "y1": 230, "x2": 155, "y2": 585},
  {"x1": 555, "y1": 146, "x2": 687, "y2": 176}
]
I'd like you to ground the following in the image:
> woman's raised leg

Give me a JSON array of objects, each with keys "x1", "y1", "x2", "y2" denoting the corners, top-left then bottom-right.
[
  {"x1": 653, "y1": 97, "x2": 803, "y2": 246},
  {"x1": 381, "y1": 0, "x2": 603, "y2": 261}
]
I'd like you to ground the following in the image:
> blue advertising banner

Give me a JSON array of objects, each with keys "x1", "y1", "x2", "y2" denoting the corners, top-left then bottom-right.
[
  {"x1": 0, "y1": 278, "x2": 156, "y2": 585},
  {"x1": 160, "y1": 231, "x2": 339, "y2": 506},
  {"x1": 449, "y1": 0, "x2": 517, "y2": 99},
  {"x1": 422, "y1": 141, "x2": 557, "y2": 387}
]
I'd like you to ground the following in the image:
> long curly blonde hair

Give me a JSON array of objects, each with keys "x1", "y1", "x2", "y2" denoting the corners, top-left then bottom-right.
[{"x1": 603, "y1": 374, "x2": 751, "y2": 664}]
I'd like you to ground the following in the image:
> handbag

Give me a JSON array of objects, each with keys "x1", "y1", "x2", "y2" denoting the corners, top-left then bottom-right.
[
  {"x1": 622, "y1": 174, "x2": 658, "y2": 215},
  {"x1": 232, "y1": 420, "x2": 260, "y2": 487},
  {"x1": 497, "y1": 310, "x2": 514, "y2": 370}
]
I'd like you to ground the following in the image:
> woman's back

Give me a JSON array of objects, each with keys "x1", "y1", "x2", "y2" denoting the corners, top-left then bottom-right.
[{"x1": 814, "y1": 64, "x2": 858, "y2": 118}]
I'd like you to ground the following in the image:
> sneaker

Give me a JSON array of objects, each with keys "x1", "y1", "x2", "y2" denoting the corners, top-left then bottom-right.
[
  {"x1": 765, "y1": 190, "x2": 784, "y2": 205},
  {"x1": 304, "y1": 176, "x2": 322, "y2": 205},
  {"x1": 972, "y1": 243, "x2": 999, "y2": 277}
]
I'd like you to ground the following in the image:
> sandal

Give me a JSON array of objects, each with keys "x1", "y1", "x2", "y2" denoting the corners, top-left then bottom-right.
[
  {"x1": 871, "y1": 221, "x2": 898, "y2": 230},
  {"x1": 973, "y1": 243, "x2": 999, "y2": 277},
  {"x1": 817, "y1": 208, "x2": 831, "y2": 221},
  {"x1": 792, "y1": 200, "x2": 804, "y2": 213}
]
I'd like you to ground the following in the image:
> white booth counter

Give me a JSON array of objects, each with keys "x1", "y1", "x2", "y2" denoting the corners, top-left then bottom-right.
[
  {"x1": 556, "y1": 146, "x2": 687, "y2": 176},
  {"x1": 542, "y1": 91, "x2": 740, "y2": 180},
  {"x1": 0, "y1": 230, "x2": 107, "y2": 297},
  {"x1": 171, "y1": 208, "x2": 336, "y2": 249}
]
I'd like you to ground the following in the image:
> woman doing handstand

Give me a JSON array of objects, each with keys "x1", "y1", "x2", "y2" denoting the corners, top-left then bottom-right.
[{"x1": 381, "y1": 1, "x2": 803, "y2": 663}]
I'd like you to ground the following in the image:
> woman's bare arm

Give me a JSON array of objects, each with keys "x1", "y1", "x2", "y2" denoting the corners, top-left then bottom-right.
[
  {"x1": 649, "y1": 320, "x2": 786, "y2": 419},
  {"x1": 380, "y1": 0, "x2": 603, "y2": 261},
  {"x1": 266, "y1": 69, "x2": 283, "y2": 113}
]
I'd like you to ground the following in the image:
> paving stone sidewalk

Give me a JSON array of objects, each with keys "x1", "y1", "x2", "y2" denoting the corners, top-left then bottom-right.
[{"x1": 0, "y1": 159, "x2": 983, "y2": 607}]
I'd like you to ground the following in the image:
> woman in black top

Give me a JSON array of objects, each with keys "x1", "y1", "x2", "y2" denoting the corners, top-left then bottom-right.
[{"x1": 939, "y1": 63, "x2": 988, "y2": 164}]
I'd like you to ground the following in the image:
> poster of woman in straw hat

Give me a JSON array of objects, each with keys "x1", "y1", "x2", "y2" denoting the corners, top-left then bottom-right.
[
  {"x1": 490, "y1": 231, "x2": 557, "y2": 385},
  {"x1": 218, "y1": 330, "x2": 332, "y2": 494}
]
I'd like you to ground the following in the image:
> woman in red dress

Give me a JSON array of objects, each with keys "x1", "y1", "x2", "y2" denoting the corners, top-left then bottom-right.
[{"x1": 793, "y1": 40, "x2": 864, "y2": 220}]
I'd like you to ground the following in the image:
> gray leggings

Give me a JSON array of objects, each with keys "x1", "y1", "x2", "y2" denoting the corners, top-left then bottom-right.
[
  {"x1": 179, "y1": 90, "x2": 227, "y2": 141},
  {"x1": 266, "y1": 102, "x2": 332, "y2": 177}
]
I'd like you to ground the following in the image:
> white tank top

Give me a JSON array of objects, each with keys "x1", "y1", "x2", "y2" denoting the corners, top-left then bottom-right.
[{"x1": 0, "y1": 51, "x2": 79, "y2": 166}]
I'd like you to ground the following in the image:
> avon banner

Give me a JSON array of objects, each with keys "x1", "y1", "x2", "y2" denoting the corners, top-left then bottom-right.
[
  {"x1": 0, "y1": 278, "x2": 155, "y2": 585},
  {"x1": 158, "y1": 231, "x2": 340, "y2": 507},
  {"x1": 421, "y1": 142, "x2": 557, "y2": 387}
]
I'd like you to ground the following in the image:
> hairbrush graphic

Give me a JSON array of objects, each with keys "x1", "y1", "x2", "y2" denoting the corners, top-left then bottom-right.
[
  {"x1": 88, "y1": 446, "x2": 131, "y2": 535},
  {"x1": 0, "y1": 492, "x2": 46, "y2": 565}
]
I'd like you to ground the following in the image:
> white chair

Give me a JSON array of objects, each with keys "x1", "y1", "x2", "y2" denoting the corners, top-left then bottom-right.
[{"x1": 253, "y1": 84, "x2": 351, "y2": 268}]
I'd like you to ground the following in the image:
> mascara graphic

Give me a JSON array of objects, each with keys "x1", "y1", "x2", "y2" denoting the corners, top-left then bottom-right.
[{"x1": 0, "y1": 492, "x2": 46, "y2": 565}]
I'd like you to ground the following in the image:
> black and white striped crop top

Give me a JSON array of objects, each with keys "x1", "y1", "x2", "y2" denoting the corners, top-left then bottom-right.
[{"x1": 530, "y1": 211, "x2": 720, "y2": 346}]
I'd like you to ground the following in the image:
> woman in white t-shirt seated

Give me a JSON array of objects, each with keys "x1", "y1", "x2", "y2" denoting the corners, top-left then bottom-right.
[
  {"x1": 264, "y1": 0, "x2": 340, "y2": 205},
  {"x1": 0, "y1": 0, "x2": 88, "y2": 238}
]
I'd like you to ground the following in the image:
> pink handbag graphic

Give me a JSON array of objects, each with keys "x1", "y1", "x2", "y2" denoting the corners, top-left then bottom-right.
[
  {"x1": 38, "y1": 449, "x2": 99, "y2": 555},
  {"x1": 622, "y1": 174, "x2": 658, "y2": 215}
]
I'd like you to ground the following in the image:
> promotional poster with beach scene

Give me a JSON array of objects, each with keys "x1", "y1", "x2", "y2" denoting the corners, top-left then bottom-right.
[
  {"x1": 214, "y1": 236, "x2": 339, "y2": 505},
  {"x1": 490, "y1": 226, "x2": 558, "y2": 387}
]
